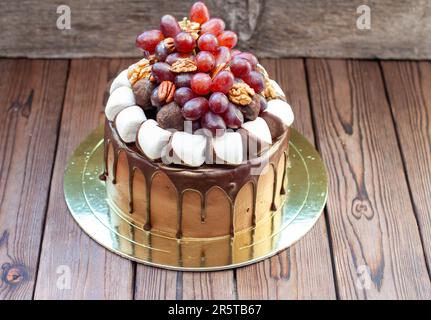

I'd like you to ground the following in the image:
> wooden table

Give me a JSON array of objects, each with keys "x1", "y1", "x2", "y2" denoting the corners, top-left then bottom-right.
[{"x1": 1, "y1": 58, "x2": 430, "y2": 300}]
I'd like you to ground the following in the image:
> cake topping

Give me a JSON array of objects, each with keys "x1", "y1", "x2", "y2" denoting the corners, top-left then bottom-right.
[
  {"x1": 170, "y1": 131, "x2": 207, "y2": 167},
  {"x1": 128, "y1": 58, "x2": 152, "y2": 85},
  {"x1": 137, "y1": 119, "x2": 172, "y2": 160},
  {"x1": 189, "y1": 1, "x2": 210, "y2": 25},
  {"x1": 156, "y1": 101, "x2": 184, "y2": 131},
  {"x1": 212, "y1": 131, "x2": 243, "y2": 165},
  {"x1": 115, "y1": 106, "x2": 147, "y2": 143},
  {"x1": 228, "y1": 82, "x2": 255, "y2": 106},
  {"x1": 105, "y1": 86, "x2": 136, "y2": 121},
  {"x1": 240, "y1": 94, "x2": 261, "y2": 121},
  {"x1": 170, "y1": 58, "x2": 198, "y2": 73},
  {"x1": 133, "y1": 78, "x2": 156, "y2": 110},
  {"x1": 106, "y1": 1, "x2": 293, "y2": 167},
  {"x1": 157, "y1": 80, "x2": 176, "y2": 104},
  {"x1": 132, "y1": 1, "x2": 279, "y2": 136},
  {"x1": 178, "y1": 18, "x2": 201, "y2": 40}
]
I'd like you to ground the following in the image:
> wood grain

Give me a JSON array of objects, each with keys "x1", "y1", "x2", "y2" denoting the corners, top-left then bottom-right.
[
  {"x1": 135, "y1": 268, "x2": 238, "y2": 300},
  {"x1": 0, "y1": 59, "x2": 68, "y2": 300},
  {"x1": 306, "y1": 59, "x2": 431, "y2": 299},
  {"x1": 235, "y1": 59, "x2": 337, "y2": 300},
  {"x1": 381, "y1": 61, "x2": 431, "y2": 273},
  {"x1": 1, "y1": 0, "x2": 431, "y2": 59},
  {"x1": 33, "y1": 59, "x2": 136, "y2": 299}
]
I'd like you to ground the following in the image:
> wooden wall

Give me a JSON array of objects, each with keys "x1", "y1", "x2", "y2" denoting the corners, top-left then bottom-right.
[{"x1": 1, "y1": 0, "x2": 430, "y2": 59}]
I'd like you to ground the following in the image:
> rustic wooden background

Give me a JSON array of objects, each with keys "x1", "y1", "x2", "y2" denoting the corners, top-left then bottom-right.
[
  {"x1": 1, "y1": 0, "x2": 431, "y2": 59},
  {"x1": 1, "y1": 0, "x2": 431, "y2": 300},
  {"x1": 0, "y1": 57, "x2": 430, "y2": 299}
]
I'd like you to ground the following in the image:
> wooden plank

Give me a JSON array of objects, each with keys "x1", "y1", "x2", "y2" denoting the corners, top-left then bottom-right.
[
  {"x1": 181, "y1": 272, "x2": 236, "y2": 299},
  {"x1": 235, "y1": 59, "x2": 337, "y2": 299},
  {"x1": 0, "y1": 59, "x2": 68, "y2": 300},
  {"x1": 381, "y1": 61, "x2": 431, "y2": 272},
  {"x1": 1, "y1": 0, "x2": 431, "y2": 59},
  {"x1": 306, "y1": 59, "x2": 431, "y2": 299},
  {"x1": 33, "y1": 59, "x2": 136, "y2": 299},
  {"x1": 134, "y1": 267, "x2": 178, "y2": 299},
  {"x1": 135, "y1": 267, "x2": 237, "y2": 300}
]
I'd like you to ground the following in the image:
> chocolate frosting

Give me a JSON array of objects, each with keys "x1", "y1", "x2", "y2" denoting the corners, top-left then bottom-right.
[{"x1": 102, "y1": 119, "x2": 290, "y2": 238}]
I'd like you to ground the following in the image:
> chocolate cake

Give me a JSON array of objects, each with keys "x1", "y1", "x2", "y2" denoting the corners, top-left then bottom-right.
[{"x1": 102, "y1": 1, "x2": 294, "y2": 240}]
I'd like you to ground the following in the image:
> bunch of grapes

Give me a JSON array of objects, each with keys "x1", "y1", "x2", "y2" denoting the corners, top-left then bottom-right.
[{"x1": 135, "y1": 1, "x2": 265, "y2": 134}]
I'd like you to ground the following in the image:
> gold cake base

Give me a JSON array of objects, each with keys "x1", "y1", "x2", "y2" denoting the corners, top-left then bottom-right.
[{"x1": 64, "y1": 125, "x2": 328, "y2": 271}]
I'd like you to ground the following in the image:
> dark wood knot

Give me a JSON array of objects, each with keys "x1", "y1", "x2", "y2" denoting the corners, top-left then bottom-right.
[
  {"x1": 351, "y1": 197, "x2": 374, "y2": 219},
  {"x1": 1, "y1": 263, "x2": 29, "y2": 286}
]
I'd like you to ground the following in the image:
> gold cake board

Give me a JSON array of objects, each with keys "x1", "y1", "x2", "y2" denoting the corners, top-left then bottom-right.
[{"x1": 64, "y1": 125, "x2": 328, "y2": 271}]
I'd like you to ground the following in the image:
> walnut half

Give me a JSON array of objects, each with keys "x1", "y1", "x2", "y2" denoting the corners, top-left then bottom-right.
[
  {"x1": 228, "y1": 82, "x2": 255, "y2": 105},
  {"x1": 170, "y1": 58, "x2": 198, "y2": 73},
  {"x1": 128, "y1": 58, "x2": 152, "y2": 85}
]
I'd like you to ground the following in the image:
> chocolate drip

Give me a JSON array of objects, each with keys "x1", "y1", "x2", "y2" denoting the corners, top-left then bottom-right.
[
  {"x1": 251, "y1": 180, "x2": 258, "y2": 228},
  {"x1": 103, "y1": 119, "x2": 290, "y2": 238},
  {"x1": 270, "y1": 163, "x2": 278, "y2": 211},
  {"x1": 128, "y1": 166, "x2": 134, "y2": 213},
  {"x1": 280, "y1": 151, "x2": 288, "y2": 195},
  {"x1": 200, "y1": 194, "x2": 205, "y2": 223},
  {"x1": 100, "y1": 136, "x2": 110, "y2": 180},
  {"x1": 176, "y1": 193, "x2": 183, "y2": 239},
  {"x1": 143, "y1": 176, "x2": 152, "y2": 231}
]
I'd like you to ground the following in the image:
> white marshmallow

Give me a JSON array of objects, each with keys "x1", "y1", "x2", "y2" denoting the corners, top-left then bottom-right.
[
  {"x1": 171, "y1": 132, "x2": 207, "y2": 167},
  {"x1": 256, "y1": 63, "x2": 269, "y2": 77},
  {"x1": 115, "y1": 106, "x2": 147, "y2": 143},
  {"x1": 105, "y1": 86, "x2": 136, "y2": 121},
  {"x1": 241, "y1": 117, "x2": 272, "y2": 145},
  {"x1": 137, "y1": 120, "x2": 172, "y2": 160},
  {"x1": 109, "y1": 69, "x2": 131, "y2": 94},
  {"x1": 213, "y1": 132, "x2": 243, "y2": 165},
  {"x1": 265, "y1": 99, "x2": 294, "y2": 126},
  {"x1": 270, "y1": 79, "x2": 286, "y2": 99}
]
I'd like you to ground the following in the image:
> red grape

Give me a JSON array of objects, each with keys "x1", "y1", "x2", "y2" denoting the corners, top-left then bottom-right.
[
  {"x1": 231, "y1": 49, "x2": 241, "y2": 57},
  {"x1": 209, "y1": 92, "x2": 229, "y2": 114},
  {"x1": 155, "y1": 41, "x2": 169, "y2": 61},
  {"x1": 175, "y1": 73, "x2": 193, "y2": 88},
  {"x1": 258, "y1": 95, "x2": 268, "y2": 113},
  {"x1": 196, "y1": 51, "x2": 215, "y2": 72},
  {"x1": 174, "y1": 87, "x2": 196, "y2": 106},
  {"x1": 192, "y1": 120, "x2": 201, "y2": 132},
  {"x1": 243, "y1": 71, "x2": 264, "y2": 93},
  {"x1": 174, "y1": 32, "x2": 196, "y2": 53},
  {"x1": 230, "y1": 57, "x2": 251, "y2": 77},
  {"x1": 190, "y1": 1, "x2": 210, "y2": 24},
  {"x1": 160, "y1": 15, "x2": 181, "y2": 38},
  {"x1": 182, "y1": 97, "x2": 209, "y2": 120},
  {"x1": 136, "y1": 30, "x2": 164, "y2": 53},
  {"x1": 166, "y1": 52, "x2": 194, "y2": 65},
  {"x1": 217, "y1": 31, "x2": 238, "y2": 49},
  {"x1": 236, "y1": 52, "x2": 258, "y2": 68},
  {"x1": 152, "y1": 62, "x2": 175, "y2": 82},
  {"x1": 214, "y1": 46, "x2": 231, "y2": 65},
  {"x1": 151, "y1": 86, "x2": 162, "y2": 107},
  {"x1": 191, "y1": 73, "x2": 212, "y2": 95},
  {"x1": 201, "y1": 18, "x2": 225, "y2": 36},
  {"x1": 201, "y1": 112, "x2": 226, "y2": 135},
  {"x1": 223, "y1": 103, "x2": 244, "y2": 129},
  {"x1": 197, "y1": 33, "x2": 219, "y2": 52},
  {"x1": 211, "y1": 70, "x2": 234, "y2": 93}
]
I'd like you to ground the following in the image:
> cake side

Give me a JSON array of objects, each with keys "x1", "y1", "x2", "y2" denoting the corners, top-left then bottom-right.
[{"x1": 104, "y1": 119, "x2": 290, "y2": 238}]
